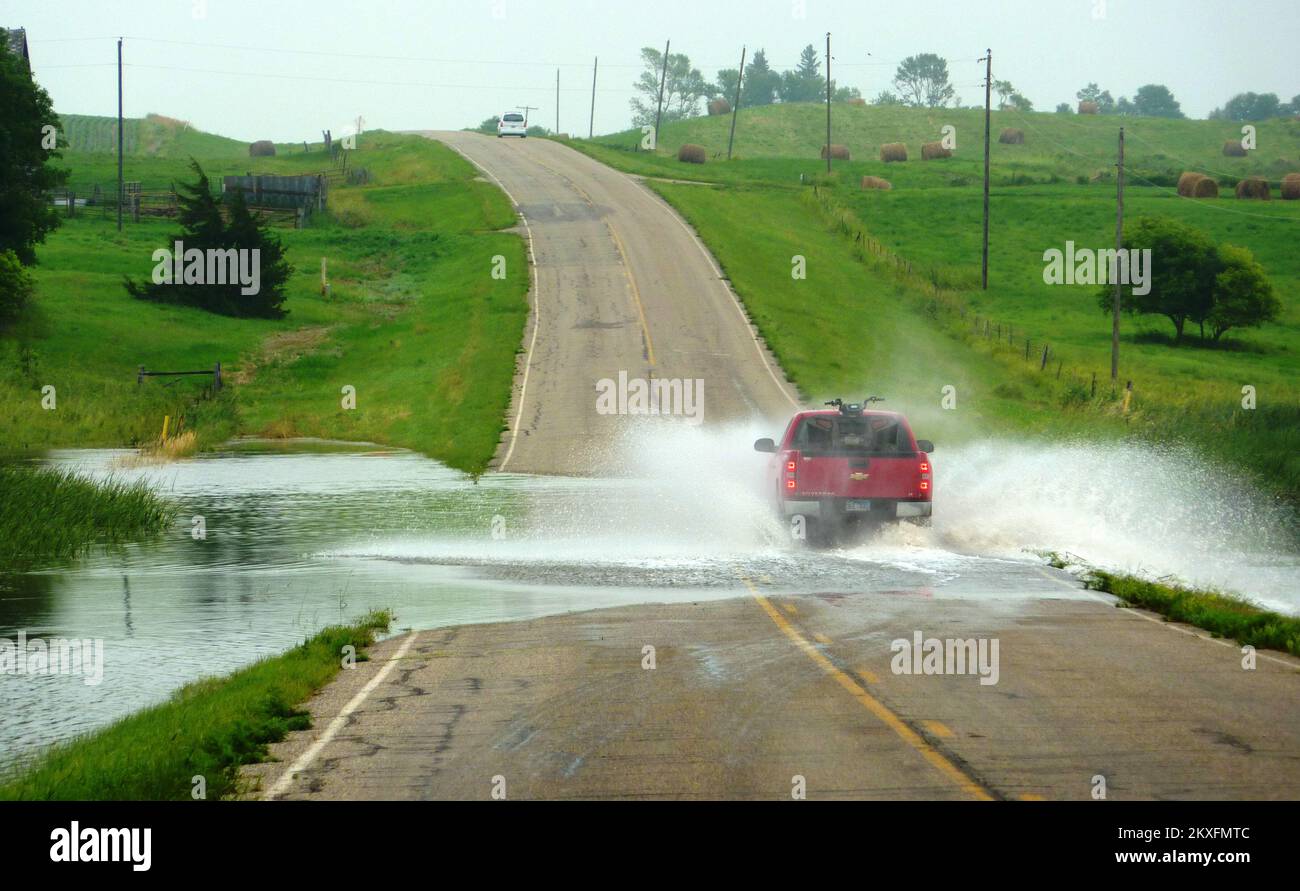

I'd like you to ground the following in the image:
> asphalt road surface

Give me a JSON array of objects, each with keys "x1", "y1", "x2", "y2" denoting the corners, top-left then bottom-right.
[
  {"x1": 247, "y1": 135, "x2": 1300, "y2": 801},
  {"x1": 428, "y1": 130, "x2": 799, "y2": 475}
]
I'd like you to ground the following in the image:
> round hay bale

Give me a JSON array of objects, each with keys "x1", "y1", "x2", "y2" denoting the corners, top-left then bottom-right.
[
  {"x1": 1235, "y1": 176, "x2": 1270, "y2": 200},
  {"x1": 249, "y1": 140, "x2": 276, "y2": 157},
  {"x1": 879, "y1": 142, "x2": 908, "y2": 163},
  {"x1": 846, "y1": 97, "x2": 867, "y2": 107},
  {"x1": 677, "y1": 143, "x2": 706, "y2": 164},
  {"x1": 1191, "y1": 176, "x2": 1219, "y2": 198},
  {"x1": 921, "y1": 141, "x2": 952, "y2": 161},
  {"x1": 998, "y1": 128, "x2": 1025, "y2": 145},
  {"x1": 1176, "y1": 171, "x2": 1203, "y2": 196},
  {"x1": 707, "y1": 98, "x2": 731, "y2": 117},
  {"x1": 1078, "y1": 100, "x2": 1099, "y2": 115},
  {"x1": 820, "y1": 144, "x2": 850, "y2": 160},
  {"x1": 1222, "y1": 140, "x2": 1248, "y2": 157},
  {"x1": 860, "y1": 175, "x2": 892, "y2": 190},
  {"x1": 1281, "y1": 173, "x2": 1300, "y2": 200}
]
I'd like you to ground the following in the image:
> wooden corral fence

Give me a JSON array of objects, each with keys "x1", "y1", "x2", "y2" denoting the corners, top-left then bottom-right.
[{"x1": 222, "y1": 173, "x2": 328, "y2": 228}]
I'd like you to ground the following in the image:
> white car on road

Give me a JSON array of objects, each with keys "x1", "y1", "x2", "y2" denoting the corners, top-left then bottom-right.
[{"x1": 497, "y1": 112, "x2": 527, "y2": 138}]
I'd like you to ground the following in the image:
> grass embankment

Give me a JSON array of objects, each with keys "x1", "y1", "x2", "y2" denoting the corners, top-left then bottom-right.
[
  {"x1": 0, "y1": 465, "x2": 172, "y2": 570},
  {"x1": 3, "y1": 127, "x2": 529, "y2": 474},
  {"x1": 565, "y1": 103, "x2": 1300, "y2": 500},
  {"x1": 1084, "y1": 570, "x2": 1300, "y2": 658},
  {"x1": 0, "y1": 610, "x2": 391, "y2": 800}
]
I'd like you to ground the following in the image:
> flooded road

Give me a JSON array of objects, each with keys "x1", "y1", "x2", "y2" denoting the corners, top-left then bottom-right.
[{"x1": 2, "y1": 433, "x2": 1295, "y2": 770}]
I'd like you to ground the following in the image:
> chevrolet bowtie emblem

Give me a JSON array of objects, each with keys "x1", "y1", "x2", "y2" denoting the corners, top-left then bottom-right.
[{"x1": 849, "y1": 472, "x2": 869, "y2": 481}]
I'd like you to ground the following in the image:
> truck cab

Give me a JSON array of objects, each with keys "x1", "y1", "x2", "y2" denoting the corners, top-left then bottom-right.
[{"x1": 755, "y1": 399, "x2": 933, "y2": 543}]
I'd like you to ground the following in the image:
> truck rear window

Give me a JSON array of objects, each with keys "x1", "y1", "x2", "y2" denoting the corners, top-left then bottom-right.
[
  {"x1": 793, "y1": 416, "x2": 912, "y2": 456},
  {"x1": 503, "y1": 114, "x2": 524, "y2": 122}
]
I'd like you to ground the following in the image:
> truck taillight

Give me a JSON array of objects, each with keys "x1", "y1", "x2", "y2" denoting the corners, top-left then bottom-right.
[
  {"x1": 919, "y1": 480, "x2": 929, "y2": 491},
  {"x1": 784, "y1": 452, "x2": 798, "y2": 491}
]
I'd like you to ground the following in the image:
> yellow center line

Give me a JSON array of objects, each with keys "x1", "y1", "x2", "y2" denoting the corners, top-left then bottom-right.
[
  {"x1": 605, "y1": 222, "x2": 657, "y2": 367},
  {"x1": 530, "y1": 153, "x2": 656, "y2": 368},
  {"x1": 739, "y1": 575, "x2": 995, "y2": 801},
  {"x1": 857, "y1": 668, "x2": 881, "y2": 685}
]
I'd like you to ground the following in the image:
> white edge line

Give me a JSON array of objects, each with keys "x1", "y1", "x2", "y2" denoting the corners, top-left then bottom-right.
[
  {"x1": 266, "y1": 631, "x2": 420, "y2": 798},
  {"x1": 432, "y1": 134, "x2": 539, "y2": 474}
]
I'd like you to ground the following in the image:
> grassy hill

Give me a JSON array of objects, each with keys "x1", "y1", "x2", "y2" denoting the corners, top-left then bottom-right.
[
  {"x1": 3, "y1": 131, "x2": 528, "y2": 474},
  {"x1": 591, "y1": 101, "x2": 1300, "y2": 185},
  {"x1": 567, "y1": 102, "x2": 1300, "y2": 503},
  {"x1": 52, "y1": 114, "x2": 349, "y2": 192},
  {"x1": 58, "y1": 113, "x2": 252, "y2": 158}
]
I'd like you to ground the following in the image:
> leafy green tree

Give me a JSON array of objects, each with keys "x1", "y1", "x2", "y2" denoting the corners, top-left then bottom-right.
[
  {"x1": 871, "y1": 89, "x2": 902, "y2": 106},
  {"x1": 892, "y1": 54, "x2": 956, "y2": 108},
  {"x1": 741, "y1": 49, "x2": 780, "y2": 107},
  {"x1": 832, "y1": 83, "x2": 861, "y2": 102},
  {"x1": 1209, "y1": 92, "x2": 1282, "y2": 121},
  {"x1": 629, "y1": 47, "x2": 711, "y2": 126},
  {"x1": 714, "y1": 68, "x2": 740, "y2": 103},
  {"x1": 1131, "y1": 84, "x2": 1184, "y2": 118},
  {"x1": 475, "y1": 115, "x2": 501, "y2": 133},
  {"x1": 1076, "y1": 83, "x2": 1115, "y2": 113},
  {"x1": 1097, "y1": 217, "x2": 1218, "y2": 342},
  {"x1": 1206, "y1": 245, "x2": 1279, "y2": 341},
  {"x1": 993, "y1": 79, "x2": 1016, "y2": 107},
  {"x1": 0, "y1": 249, "x2": 34, "y2": 324},
  {"x1": 1115, "y1": 96, "x2": 1135, "y2": 116},
  {"x1": 1008, "y1": 92, "x2": 1033, "y2": 112},
  {"x1": 0, "y1": 38, "x2": 68, "y2": 266},
  {"x1": 1055, "y1": 102, "x2": 1072, "y2": 114}
]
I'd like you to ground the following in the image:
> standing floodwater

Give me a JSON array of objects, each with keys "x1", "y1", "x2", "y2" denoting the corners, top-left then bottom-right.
[{"x1": 1, "y1": 434, "x2": 1295, "y2": 770}]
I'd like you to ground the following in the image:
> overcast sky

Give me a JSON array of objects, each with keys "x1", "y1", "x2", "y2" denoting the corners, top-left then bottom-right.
[{"x1": 9, "y1": 0, "x2": 1299, "y2": 142}]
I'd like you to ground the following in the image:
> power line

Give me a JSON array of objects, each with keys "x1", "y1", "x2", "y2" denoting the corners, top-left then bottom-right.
[{"x1": 119, "y1": 62, "x2": 640, "y2": 94}]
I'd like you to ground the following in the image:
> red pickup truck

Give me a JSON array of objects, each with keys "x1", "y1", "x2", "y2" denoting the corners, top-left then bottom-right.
[{"x1": 755, "y1": 399, "x2": 933, "y2": 544}]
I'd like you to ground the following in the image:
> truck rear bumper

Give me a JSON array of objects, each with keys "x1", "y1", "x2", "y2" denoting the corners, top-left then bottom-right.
[{"x1": 781, "y1": 499, "x2": 932, "y2": 519}]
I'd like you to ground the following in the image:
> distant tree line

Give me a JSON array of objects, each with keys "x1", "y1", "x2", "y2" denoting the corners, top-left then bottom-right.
[{"x1": 629, "y1": 44, "x2": 860, "y2": 127}]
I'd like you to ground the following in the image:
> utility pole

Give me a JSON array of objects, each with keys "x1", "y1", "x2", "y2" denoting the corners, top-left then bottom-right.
[
  {"x1": 727, "y1": 46, "x2": 745, "y2": 160},
  {"x1": 825, "y1": 32, "x2": 832, "y2": 174},
  {"x1": 1112, "y1": 126, "x2": 1125, "y2": 381},
  {"x1": 555, "y1": 69, "x2": 560, "y2": 134},
  {"x1": 517, "y1": 105, "x2": 538, "y2": 128},
  {"x1": 654, "y1": 39, "x2": 670, "y2": 150},
  {"x1": 980, "y1": 48, "x2": 991, "y2": 289},
  {"x1": 589, "y1": 57, "x2": 597, "y2": 139},
  {"x1": 117, "y1": 37, "x2": 123, "y2": 232}
]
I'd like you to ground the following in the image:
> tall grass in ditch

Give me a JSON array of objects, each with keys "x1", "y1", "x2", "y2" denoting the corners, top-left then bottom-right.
[
  {"x1": 0, "y1": 466, "x2": 172, "y2": 569},
  {"x1": 0, "y1": 610, "x2": 392, "y2": 800}
]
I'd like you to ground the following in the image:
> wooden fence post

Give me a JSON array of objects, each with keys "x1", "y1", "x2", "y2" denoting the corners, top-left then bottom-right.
[{"x1": 1040, "y1": 344, "x2": 1050, "y2": 370}]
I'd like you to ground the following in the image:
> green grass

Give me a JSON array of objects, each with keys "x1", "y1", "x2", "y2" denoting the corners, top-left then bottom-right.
[
  {"x1": 564, "y1": 103, "x2": 1300, "y2": 500},
  {"x1": 1085, "y1": 570, "x2": 1300, "y2": 658},
  {"x1": 583, "y1": 101, "x2": 1300, "y2": 185},
  {"x1": 0, "y1": 465, "x2": 172, "y2": 570},
  {"x1": 0, "y1": 610, "x2": 392, "y2": 800},
  {"x1": 5, "y1": 130, "x2": 528, "y2": 475}
]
